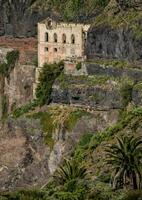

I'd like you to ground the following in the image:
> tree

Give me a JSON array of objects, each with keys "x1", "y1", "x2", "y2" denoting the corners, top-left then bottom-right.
[
  {"x1": 54, "y1": 158, "x2": 87, "y2": 184},
  {"x1": 105, "y1": 136, "x2": 142, "y2": 189},
  {"x1": 46, "y1": 159, "x2": 87, "y2": 200}
]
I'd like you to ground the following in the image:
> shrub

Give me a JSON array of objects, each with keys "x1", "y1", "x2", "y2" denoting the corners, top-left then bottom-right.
[
  {"x1": 76, "y1": 62, "x2": 82, "y2": 71},
  {"x1": 1, "y1": 190, "x2": 45, "y2": 200},
  {"x1": 120, "y1": 82, "x2": 133, "y2": 108},
  {"x1": 123, "y1": 190, "x2": 142, "y2": 200},
  {"x1": 12, "y1": 100, "x2": 37, "y2": 118},
  {"x1": 0, "y1": 50, "x2": 19, "y2": 77},
  {"x1": 35, "y1": 61, "x2": 64, "y2": 106}
]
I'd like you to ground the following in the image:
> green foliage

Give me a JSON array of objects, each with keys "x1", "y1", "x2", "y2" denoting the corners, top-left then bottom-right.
[
  {"x1": 120, "y1": 81, "x2": 133, "y2": 108},
  {"x1": 32, "y1": 111, "x2": 55, "y2": 147},
  {"x1": 57, "y1": 73, "x2": 111, "y2": 90},
  {"x1": 33, "y1": 0, "x2": 109, "y2": 21},
  {"x1": 33, "y1": 57, "x2": 38, "y2": 67},
  {"x1": 55, "y1": 159, "x2": 87, "y2": 184},
  {"x1": 12, "y1": 100, "x2": 37, "y2": 118},
  {"x1": 73, "y1": 133, "x2": 93, "y2": 162},
  {"x1": 0, "y1": 63, "x2": 7, "y2": 74},
  {"x1": 47, "y1": 158, "x2": 87, "y2": 200},
  {"x1": 0, "y1": 50, "x2": 19, "y2": 77},
  {"x1": 89, "y1": 121, "x2": 125, "y2": 150},
  {"x1": 64, "y1": 110, "x2": 90, "y2": 131},
  {"x1": 86, "y1": 182, "x2": 124, "y2": 200},
  {"x1": 89, "y1": 107, "x2": 142, "y2": 150},
  {"x1": 35, "y1": 61, "x2": 64, "y2": 106},
  {"x1": 6, "y1": 50, "x2": 19, "y2": 67},
  {"x1": 30, "y1": 107, "x2": 89, "y2": 148},
  {"x1": 76, "y1": 62, "x2": 82, "y2": 71},
  {"x1": 122, "y1": 190, "x2": 142, "y2": 200},
  {"x1": 13, "y1": 61, "x2": 64, "y2": 118},
  {"x1": 0, "y1": 190, "x2": 45, "y2": 200},
  {"x1": 105, "y1": 136, "x2": 142, "y2": 189}
]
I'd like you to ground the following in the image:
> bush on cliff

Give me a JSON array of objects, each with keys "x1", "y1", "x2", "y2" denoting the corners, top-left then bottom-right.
[
  {"x1": 0, "y1": 50, "x2": 19, "y2": 77},
  {"x1": 35, "y1": 61, "x2": 64, "y2": 106}
]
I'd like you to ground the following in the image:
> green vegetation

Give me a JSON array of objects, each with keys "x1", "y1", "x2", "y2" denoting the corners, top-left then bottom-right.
[
  {"x1": 57, "y1": 73, "x2": 112, "y2": 89},
  {"x1": 120, "y1": 80, "x2": 133, "y2": 107},
  {"x1": 123, "y1": 190, "x2": 142, "y2": 200},
  {"x1": 1, "y1": 107, "x2": 142, "y2": 199},
  {"x1": 93, "y1": 0, "x2": 142, "y2": 39},
  {"x1": 12, "y1": 100, "x2": 38, "y2": 118},
  {"x1": 0, "y1": 190, "x2": 45, "y2": 200},
  {"x1": 105, "y1": 136, "x2": 142, "y2": 189},
  {"x1": 55, "y1": 158, "x2": 86, "y2": 184},
  {"x1": 44, "y1": 158, "x2": 87, "y2": 200},
  {"x1": 32, "y1": 0, "x2": 109, "y2": 21},
  {"x1": 29, "y1": 105, "x2": 90, "y2": 147},
  {"x1": 76, "y1": 62, "x2": 82, "y2": 71},
  {"x1": 12, "y1": 62, "x2": 64, "y2": 118},
  {"x1": 0, "y1": 50, "x2": 19, "y2": 77},
  {"x1": 86, "y1": 58, "x2": 142, "y2": 69},
  {"x1": 35, "y1": 61, "x2": 64, "y2": 106}
]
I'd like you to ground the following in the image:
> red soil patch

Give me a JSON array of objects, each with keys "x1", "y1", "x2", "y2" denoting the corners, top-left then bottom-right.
[{"x1": 0, "y1": 37, "x2": 37, "y2": 64}]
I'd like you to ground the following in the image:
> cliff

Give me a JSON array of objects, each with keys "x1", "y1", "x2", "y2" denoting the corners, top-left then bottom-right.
[{"x1": 0, "y1": 0, "x2": 142, "y2": 197}]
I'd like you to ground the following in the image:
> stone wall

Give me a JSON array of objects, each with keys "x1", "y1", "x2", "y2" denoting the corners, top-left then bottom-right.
[
  {"x1": 38, "y1": 19, "x2": 90, "y2": 67},
  {"x1": 0, "y1": 37, "x2": 37, "y2": 64}
]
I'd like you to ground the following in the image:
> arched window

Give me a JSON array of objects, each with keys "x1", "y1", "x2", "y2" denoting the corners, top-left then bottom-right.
[
  {"x1": 54, "y1": 33, "x2": 58, "y2": 43},
  {"x1": 71, "y1": 34, "x2": 75, "y2": 44},
  {"x1": 62, "y1": 34, "x2": 66, "y2": 43},
  {"x1": 54, "y1": 48, "x2": 58, "y2": 52},
  {"x1": 45, "y1": 32, "x2": 49, "y2": 42}
]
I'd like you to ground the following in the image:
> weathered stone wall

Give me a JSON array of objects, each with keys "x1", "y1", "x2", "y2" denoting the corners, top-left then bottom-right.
[
  {"x1": 0, "y1": 37, "x2": 37, "y2": 64},
  {"x1": 38, "y1": 19, "x2": 90, "y2": 67}
]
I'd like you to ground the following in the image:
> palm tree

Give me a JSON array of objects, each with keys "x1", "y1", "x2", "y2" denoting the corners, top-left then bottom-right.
[
  {"x1": 105, "y1": 136, "x2": 142, "y2": 189},
  {"x1": 54, "y1": 158, "x2": 87, "y2": 184}
]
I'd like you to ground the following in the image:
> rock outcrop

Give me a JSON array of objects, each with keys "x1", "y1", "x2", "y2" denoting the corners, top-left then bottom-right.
[
  {"x1": 0, "y1": 0, "x2": 50, "y2": 37},
  {"x1": 86, "y1": 26, "x2": 142, "y2": 61},
  {"x1": 0, "y1": 108, "x2": 119, "y2": 191}
]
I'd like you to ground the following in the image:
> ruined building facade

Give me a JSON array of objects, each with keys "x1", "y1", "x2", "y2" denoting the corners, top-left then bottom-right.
[
  {"x1": 38, "y1": 18, "x2": 90, "y2": 66},
  {"x1": 36, "y1": 18, "x2": 90, "y2": 78}
]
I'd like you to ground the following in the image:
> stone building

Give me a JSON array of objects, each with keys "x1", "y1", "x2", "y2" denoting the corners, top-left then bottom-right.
[{"x1": 37, "y1": 17, "x2": 90, "y2": 71}]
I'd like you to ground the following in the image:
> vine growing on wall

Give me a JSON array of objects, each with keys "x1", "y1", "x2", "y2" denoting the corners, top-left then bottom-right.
[
  {"x1": 0, "y1": 50, "x2": 19, "y2": 77},
  {"x1": 35, "y1": 61, "x2": 64, "y2": 106}
]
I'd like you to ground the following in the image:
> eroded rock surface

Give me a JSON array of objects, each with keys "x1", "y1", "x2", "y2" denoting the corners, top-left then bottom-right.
[{"x1": 0, "y1": 109, "x2": 119, "y2": 191}]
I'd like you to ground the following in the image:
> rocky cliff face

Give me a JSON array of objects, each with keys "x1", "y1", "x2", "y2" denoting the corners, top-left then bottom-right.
[
  {"x1": 0, "y1": 0, "x2": 50, "y2": 37},
  {"x1": 0, "y1": 1, "x2": 142, "y2": 193},
  {"x1": 0, "y1": 107, "x2": 119, "y2": 191},
  {"x1": 4, "y1": 64, "x2": 35, "y2": 113},
  {"x1": 1, "y1": 0, "x2": 142, "y2": 63},
  {"x1": 0, "y1": 48, "x2": 35, "y2": 116},
  {"x1": 86, "y1": 26, "x2": 142, "y2": 61}
]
